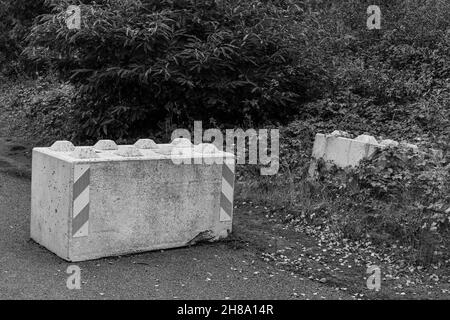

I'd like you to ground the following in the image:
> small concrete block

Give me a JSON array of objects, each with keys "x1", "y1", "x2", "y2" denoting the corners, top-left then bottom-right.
[
  {"x1": 310, "y1": 133, "x2": 382, "y2": 172},
  {"x1": 50, "y1": 140, "x2": 75, "y2": 152},
  {"x1": 330, "y1": 130, "x2": 351, "y2": 138},
  {"x1": 311, "y1": 134, "x2": 327, "y2": 159},
  {"x1": 194, "y1": 143, "x2": 219, "y2": 154},
  {"x1": 70, "y1": 147, "x2": 99, "y2": 159},
  {"x1": 379, "y1": 139, "x2": 399, "y2": 147},
  {"x1": 134, "y1": 139, "x2": 158, "y2": 149},
  {"x1": 114, "y1": 146, "x2": 143, "y2": 157},
  {"x1": 93, "y1": 139, "x2": 118, "y2": 150},
  {"x1": 171, "y1": 138, "x2": 192, "y2": 148},
  {"x1": 355, "y1": 134, "x2": 378, "y2": 145}
]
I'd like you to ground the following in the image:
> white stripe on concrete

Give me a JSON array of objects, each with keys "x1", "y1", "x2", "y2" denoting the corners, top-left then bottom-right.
[
  {"x1": 74, "y1": 164, "x2": 89, "y2": 182},
  {"x1": 221, "y1": 177, "x2": 233, "y2": 202},
  {"x1": 73, "y1": 186, "x2": 89, "y2": 219}
]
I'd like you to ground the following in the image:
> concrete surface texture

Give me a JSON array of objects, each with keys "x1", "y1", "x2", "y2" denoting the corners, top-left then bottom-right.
[{"x1": 31, "y1": 139, "x2": 235, "y2": 262}]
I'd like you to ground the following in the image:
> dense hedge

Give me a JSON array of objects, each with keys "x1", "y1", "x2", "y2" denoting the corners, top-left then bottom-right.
[
  {"x1": 0, "y1": 0, "x2": 48, "y2": 75},
  {"x1": 26, "y1": 0, "x2": 327, "y2": 139},
  {"x1": 19, "y1": 0, "x2": 450, "y2": 143}
]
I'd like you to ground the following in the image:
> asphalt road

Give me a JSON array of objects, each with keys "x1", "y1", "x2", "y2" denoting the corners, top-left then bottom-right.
[{"x1": 0, "y1": 141, "x2": 349, "y2": 300}]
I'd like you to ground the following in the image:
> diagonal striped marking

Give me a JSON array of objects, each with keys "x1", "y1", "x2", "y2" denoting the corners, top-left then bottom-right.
[
  {"x1": 220, "y1": 208, "x2": 231, "y2": 222},
  {"x1": 73, "y1": 221, "x2": 89, "y2": 238},
  {"x1": 74, "y1": 165, "x2": 89, "y2": 182},
  {"x1": 73, "y1": 186, "x2": 89, "y2": 218},
  {"x1": 221, "y1": 178, "x2": 234, "y2": 201},
  {"x1": 222, "y1": 162, "x2": 235, "y2": 188},
  {"x1": 73, "y1": 168, "x2": 90, "y2": 200},
  {"x1": 220, "y1": 192, "x2": 233, "y2": 218},
  {"x1": 72, "y1": 203, "x2": 89, "y2": 236}
]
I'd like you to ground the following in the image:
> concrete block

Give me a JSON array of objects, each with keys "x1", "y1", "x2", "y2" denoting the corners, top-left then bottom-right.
[
  {"x1": 311, "y1": 134, "x2": 327, "y2": 159},
  {"x1": 309, "y1": 133, "x2": 381, "y2": 174},
  {"x1": 31, "y1": 139, "x2": 235, "y2": 262}
]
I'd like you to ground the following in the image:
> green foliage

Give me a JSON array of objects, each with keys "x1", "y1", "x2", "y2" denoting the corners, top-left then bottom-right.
[
  {"x1": 0, "y1": 76, "x2": 78, "y2": 144},
  {"x1": 26, "y1": 0, "x2": 326, "y2": 139},
  {"x1": 356, "y1": 147, "x2": 448, "y2": 201},
  {"x1": 278, "y1": 0, "x2": 450, "y2": 154},
  {"x1": 315, "y1": 146, "x2": 450, "y2": 265},
  {"x1": 0, "y1": 0, "x2": 48, "y2": 75},
  {"x1": 11, "y1": 0, "x2": 450, "y2": 144}
]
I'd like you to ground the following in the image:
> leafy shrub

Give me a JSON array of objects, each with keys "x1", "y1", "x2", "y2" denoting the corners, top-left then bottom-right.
[
  {"x1": 26, "y1": 0, "x2": 328, "y2": 140},
  {"x1": 319, "y1": 146, "x2": 450, "y2": 265},
  {"x1": 0, "y1": 0, "x2": 48, "y2": 76},
  {"x1": 0, "y1": 76, "x2": 78, "y2": 144}
]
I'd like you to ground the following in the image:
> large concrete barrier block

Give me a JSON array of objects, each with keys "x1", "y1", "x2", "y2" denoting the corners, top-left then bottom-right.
[{"x1": 31, "y1": 139, "x2": 235, "y2": 262}]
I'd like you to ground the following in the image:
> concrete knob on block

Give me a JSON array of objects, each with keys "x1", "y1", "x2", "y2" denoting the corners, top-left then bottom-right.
[
  {"x1": 70, "y1": 147, "x2": 99, "y2": 159},
  {"x1": 171, "y1": 138, "x2": 193, "y2": 148},
  {"x1": 50, "y1": 140, "x2": 75, "y2": 152},
  {"x1": 93, "y1": 140, "x2": 118, "y2": 150},
  {"x1": 114, "y1": 146, "x2": 143, "y2": 157},
  {"x1": 134, "y1": 139, "x2": 158, "y2": 149}
]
